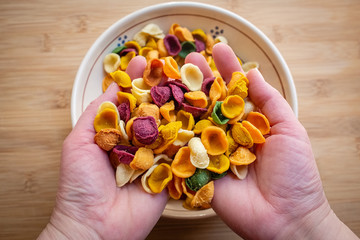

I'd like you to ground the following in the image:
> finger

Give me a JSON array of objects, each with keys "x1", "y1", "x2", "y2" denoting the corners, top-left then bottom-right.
[
  {"x1": 212, "y1": 43, "x2": 244, "y2": 83},
  {"x1": 126, "y1": 55, "x2": 147, "y2": 80},
  {"x1": 72, "y1": 82, "x2": 120, "y2": 142},
  {"x1": 247, "y1": 68, "x2": 299, "y2": 133},
  {"x1": 184, "y1": 52, "x2": 214, "y2": 79}
]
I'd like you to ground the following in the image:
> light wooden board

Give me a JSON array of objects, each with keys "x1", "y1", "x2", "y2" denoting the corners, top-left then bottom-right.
[{"x1": 0, "y1": 0, "x2": 359, "y2": 239}]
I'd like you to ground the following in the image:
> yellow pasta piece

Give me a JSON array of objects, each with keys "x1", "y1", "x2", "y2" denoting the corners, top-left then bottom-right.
[
  {"x1": 103, "y1": 53, "x2": 121, "y2": 74},
  {"x1": 221, "y1": 95, "x2": 245, "y2": 119},
  {"x1": 93, "y1": 108, "x2": 119, "y2": 132},
  {"x1": 117, "y1": 92, "x2": 137, "y2": 112},
  {"x1": 148, "y1": 163, "x2": 173, "y2": 193},
  {"x1": 191, "y1": 28, "x2": 207, "y2": 42},
  {"x1": 124, "y1": 40, "x2": 141, "y2": 53},
  {"x1": 225, "y1": 130, "x2": 238, "y2": 157},
  {"x1": 145, "y1": 37, "x2": 158, "y2": 50},
  {"x1": 110, "y1": 70, "x2": 132, "y2": 88},
  {"x1": 120, "y1": 51, "x2": 136, "y2": 70},
  {"x1": 102, "y1": 74, "x2": 114, "y2": 92},
  {"x1": 205, "y1": 33, "x2": 214, "y2": 55},
  {"x1": 167, "y1": 174, "x2": 183, "y2": 200},
  {"x1": 207, "y1": 154, "x2": 230, "y2": 174},
  {"x1": 231, "y1": 122, "x2": 253, "y2": 148},
  {"x1": 193, "y1": 119, "x2": 215, "y2": 134},
  {"x1": 176, "y1": 110, "x2": 195, "y2": 130}
]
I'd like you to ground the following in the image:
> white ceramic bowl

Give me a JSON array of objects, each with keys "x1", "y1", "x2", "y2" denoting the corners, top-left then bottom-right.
[{"x1": 71, "y1": 2, "x2": 298, "y2": 219}]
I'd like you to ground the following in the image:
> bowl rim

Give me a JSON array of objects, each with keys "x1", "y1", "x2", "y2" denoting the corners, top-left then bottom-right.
[{"x1": 70, "y1": 1, "x2": 298, "y2": 219}]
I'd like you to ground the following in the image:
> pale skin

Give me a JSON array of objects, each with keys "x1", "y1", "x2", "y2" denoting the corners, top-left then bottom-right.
[{"x1": 38, "y1": 43, "x2": 359, "y2": 240}]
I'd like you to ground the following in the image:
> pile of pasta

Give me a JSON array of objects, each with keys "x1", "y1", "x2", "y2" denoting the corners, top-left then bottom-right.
[{"x1": 93, "y1": 23, "x2": 269, "y2": 210}]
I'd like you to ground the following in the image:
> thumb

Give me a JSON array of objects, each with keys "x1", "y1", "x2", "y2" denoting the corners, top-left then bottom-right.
[{"x1": 71, "y1": 82, "x2": 120, "y2": 142}]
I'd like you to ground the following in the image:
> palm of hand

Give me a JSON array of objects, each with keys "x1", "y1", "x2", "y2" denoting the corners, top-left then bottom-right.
[{"x1": 56, "y1": 88, "x2": 167, "y2": 240}]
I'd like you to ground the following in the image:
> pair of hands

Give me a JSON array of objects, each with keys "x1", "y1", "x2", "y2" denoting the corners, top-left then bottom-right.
[{"x1": 38, "y1": 43, "x2": 356, "y2": 240}]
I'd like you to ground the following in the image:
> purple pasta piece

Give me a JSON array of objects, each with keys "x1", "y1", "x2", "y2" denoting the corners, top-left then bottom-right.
[
  {"x1": 150, "y1": 86, "x2": 172, "y2": 107},
  {"x1": 110, "y1": 145, "x2": 139, "y2": 167},
  {"x1": 119, "y1": 48, "x2": 137, "y2": 56},
  {"x1": 118, "y1": 102, "x2": 131, "y2": 123},
  {"x1": 132, "y1": 116, "x2": 159, "y2": 145},
  {"x1": 163, "y1": 34, "x2": 181, "y2": 56},
  {"x1": 195, "y1": 39, "x2": 206, "y2": 52},
  {"x1": 182, "y1": 103, "x2": 208, "y2": 119},
  {"x1": 168, "y1": 84, "x2": 184, "y2": 109},
  {"x1": 165, "y1": 80, "x2": 190, "y2": 92},
  {"x1": 201, "y1": 77, "x2": 216, "y2": 96}
]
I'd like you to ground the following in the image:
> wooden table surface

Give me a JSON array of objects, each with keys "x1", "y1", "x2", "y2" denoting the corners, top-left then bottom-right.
[{"x1": 1, "y1": 0, "x2": 359, "y2": 239}]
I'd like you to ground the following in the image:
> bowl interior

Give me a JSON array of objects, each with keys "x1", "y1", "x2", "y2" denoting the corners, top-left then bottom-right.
[{"x1": 71, "y1": 2, "x2": 297, "y2": 219}]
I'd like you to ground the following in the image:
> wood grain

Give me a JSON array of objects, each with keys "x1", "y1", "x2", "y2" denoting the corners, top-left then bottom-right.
[{"x1": 0, "y1": 0, "x2": 359, "y2": 239}]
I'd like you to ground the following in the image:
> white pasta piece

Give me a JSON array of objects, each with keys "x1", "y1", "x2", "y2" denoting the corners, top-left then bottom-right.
[
  {"x1": 129, "y1": 169, "x2": 145, "y2": 183},
  {"x1": 153, "y1": 154, "x2": 172, "y2": 164},
  {"x1": 230, "y1": 164, "x2": 248, "y2": 180},
  {"x1": 141, "y1": 23, "x2": 163, "y2": 36},
  {"x1": 188, "y1": 137, "x2": 210, "y2": 169},
  {"x1": 116, "y1": 163, "x2": 135, "y2": 187},
  {"x1": 180, "y1": 63, "x2": 203, "y2": 91},
  {"x1": 173, "y1": 129, "x2": 194, "y2": 146},
  {"x1": 103, "y1": 53, "x2": 121, "y2": 74},
  {"x1": 133, "y1": 31, "x2": 148, "y2": 47},
  {"x1": 131, "y1": 78, "x2": 152, "y2": 104},
  {"x1": 141, "y1": 164, "x2": 159, "y2": 194},
  {"x1": 242, "y1": 61, "x2": 259, "y2": 73},
  {"x1": 241, "y1": 98, "x2": 256, "y2": 120},
  {"x1": 214, "y1": 36, "x2": 228, "y2": 44},
  {"x1": 118, "y1": 120, "x2": 129, "y2": 144}
]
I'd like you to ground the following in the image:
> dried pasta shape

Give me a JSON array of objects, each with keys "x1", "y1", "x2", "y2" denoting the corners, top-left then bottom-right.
[
  {"x1": 214, "y1": 36, "x2": 228, "y2": 44},
  {"x1": 163, "y1": 56, "x2": 181, "y2": 79},
  {"x1": 176, "y1": 110, "x2": 195, "y2": 130},
  {"x1": 94, "y1": 108, "x2": 119, "y2": 132},
  {"x1": 154, "y1": 121, "x2": 182, "y2": 154},
  {"x1": 205, "y1": 33, "x2": 214, "y2": 55},
  {"x1": 157, "y1": 38, "x2": 169, "y2": 58},
  {"x1": 207, "y1": 154, "x2": 230, "y2": 174},
  {"x1": 246, "y1": 112, "x2": 270, "y2": 135},
  {"x1": 242, "y1": 98, "x2": 256, "y2": 120},
  {"x1": 129, "y1": 147, "x2": 154, "y2": 170},
  {"x1": 131, "y1": 78, "x2": 152, "y2": 104},
  {"x1": 125, "y1": 117, "x2": 136, "y2": 140},
  {"x1": 174, "y1": 26, "x2": 194, "y2": 42},
  {"x1": 229, "y1": 146, "x2": 256, "y2": 165},
  {"x1": 191, "y1": 28, "x2": 207, "y2": 42},
  {"x1": 120, "y1": 51, "x2": 136, "y2": 71},
  {"x1": 188, "y1": 137, "x2": 210, "y2": 169},
  {"x1": 231, "y1": 122, "x2": 254, "y2": 148},
  {"x1": 225, "y1": 130, "x2": 238, "y2": 157},
  {"x1": 103, "y1": 53, "x2": 121, "y2": 74},
  {"x1": 160, "y1": 100, "x2": 176, "y2": 122},
  {"x1": 145, "y1": 37, "x2": 158, "y2": 49},
  {"x1": 171, "y1": 146, "x2": 196, "y2": 178},
  {"x1": 185, "y1": 168, "x2": 211, "y2": 191},
  {"x1": 242, "y1": 120, "x2": 266, "y2": 144},
  {"x1": 221, "y1": 95, "x2": 245, "y2": 119},
  {"x1": 180, "y1": 63, "x2": 203, "y2": 91},
  {"x1": 167, "y1": 175, "x2": 183, "y2": 200},
  {"x1": 133, "y1": 31, "x2": 148, "y2": 47},
  {"x1": 141, "y1": 164, "x2": 159, "y2": 193},
  {"x1": 110, "y1": 70, "x2": 132, "y2": 88},
  {"x1": 118, "y1": 120, "x2": 129, "y2": 144},
  {"x1": 116, "y1": 163, "x2": 135, "y2": 187},
  {"x1": 184, "y1": 91, "x2": 208, "y2": 108},
  {"x1": 141, "y1": 23, "x2": 164, "y2": 37},
  {"x1": 230, "y1": 164, "x2": 248, "y2": 180},
  {"x1": 139, "y1": 47, "x2": 152, "y2": 58},
  {"x1": 201, "y1": 126, "x2": 228, "y2": 155},
  {"x1": 227, "y1": 72, "x2": 249, "y2": 89},
  {"x1": 148, "y1": 163, "x2": 173, "y2": 193},
  {"x1": 117, "y1": 92, "x2": 137, "y2": 112},
  {"x1": 143, "y1": 58, "x2": 163, "y2": 87},
  {"x1": 173, "y1": 129, "x2": 194, "y2": 147},
  {"x1": 211, "y1": 101, "x2": 229, "y2": 125},
  {"x1": 193, "y1": 119, "x2": 214, "y2": 134},
  {"x1": 97, "y1": 101, "x2": 120, "y2": 120},
  {"x1": 242, "y1": 61, "x2": 259, "y2": 73},
  {"x1": 124, "y1": 40, "x2": 141, "y2": 53},
  {"x1": 181, "y1": 178, "x2": 195, "y2": 198},
  {"x1": 190, "y1": 181, "x2": 214, "y2": 209},
  {"x1": 94, "y1": 128, "x2": 122, "y2": 151},
  {"x1": 133, "y1": 103, "x2": 160, "y2": 125},
  {"x1": 102, "y1": 74, "x2": 114, "y2": 92},
  {"x1": 153, "y1": 154, "x2": 173, "y2": 165}
]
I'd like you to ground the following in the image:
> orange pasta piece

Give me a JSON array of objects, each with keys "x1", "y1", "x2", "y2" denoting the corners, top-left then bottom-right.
[
  {"x1": 130, "y1": 147, "x2": 154, "y2": 170},
  {"x1": 163, "y1": 56, "x2": 181, "y2": 79},
  {"x1": 246, "y1": 112, "x2": 271, "y2": 135},
  {"x1": 242, "y1": 120, "x2": 266, "y2": 144},
  {"x1": 174, "y1": 26, "x2": 194, "y2": 42},
  {"x1": 102, "y1": 74, "x2": 114, "y2": 92},
  {"x1": 159, "y1": 100, "x2": 176, "y2": 122},
  {"x1": 171, "y1": 146, "x2": 196, "y2": 178},
  {"x1": 143, "y1": 58, "x2": 163, "y2": 87},
  {"x1": 184, "y1": 91, "x2": 208, "y2": 108},
  {"x1": 229, "y1": 146, "x2": 256, "y2": 166},
  {"x1": 167, "y1": 175, "x2": 183, "y2": 200},
  {"x1": 231, "y1": 122, "x2": 253, "y2": 148},
  {"x1": 201, "y1": 126, "x2": 228, "y2": 155}
]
